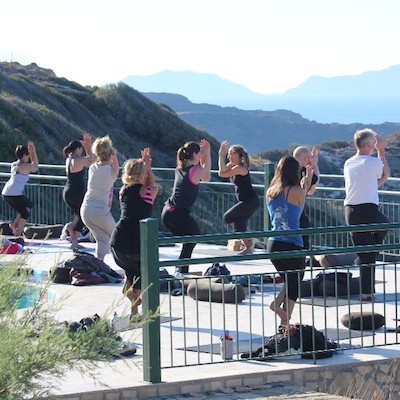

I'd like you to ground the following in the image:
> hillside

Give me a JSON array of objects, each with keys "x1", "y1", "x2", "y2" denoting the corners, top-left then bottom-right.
[
  {"x1": 0, "y1": 62, "x2": 220, "y2": 167},
  {"x1": 144, "y1": 92, "x2": 400, "y2": 154}
]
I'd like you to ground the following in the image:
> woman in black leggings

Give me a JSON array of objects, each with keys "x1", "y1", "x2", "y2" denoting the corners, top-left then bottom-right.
[
  {"x1": 161, "y1": 140, "x2": 211, "y2": 275},
  {"x1": 62, "y1": 134, "x2": 94, "y2": 249},
  {"x1": 218, "y1": 141, "x2": 260, "y2": 254}
]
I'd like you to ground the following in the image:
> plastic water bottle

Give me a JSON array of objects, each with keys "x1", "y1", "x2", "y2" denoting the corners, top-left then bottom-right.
[{"x1": 220, "y1": 330, "x2": 233, "y2": 360}]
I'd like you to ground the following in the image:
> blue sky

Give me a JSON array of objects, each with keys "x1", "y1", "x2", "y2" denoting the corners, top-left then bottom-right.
[{"x1": 1, "y1": 0, "x2": 400, "y2": 94}]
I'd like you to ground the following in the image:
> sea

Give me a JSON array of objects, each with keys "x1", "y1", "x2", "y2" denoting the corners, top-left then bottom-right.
[{"x1": 210, "y1": 95, "x2": 400, "y2": 125}]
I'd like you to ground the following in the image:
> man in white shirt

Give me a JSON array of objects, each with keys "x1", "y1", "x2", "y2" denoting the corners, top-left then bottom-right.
[{"x1": 344, "y1": 129, "x2": 390, "y2": 300}]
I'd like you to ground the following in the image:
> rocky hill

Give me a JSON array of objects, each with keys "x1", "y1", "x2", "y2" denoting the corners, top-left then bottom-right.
[{"x1": 0, "y1": 62, "x2": 220, "y2": 167}]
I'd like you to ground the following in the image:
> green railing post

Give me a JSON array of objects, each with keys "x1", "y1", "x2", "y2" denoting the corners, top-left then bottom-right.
[
  {"x1": 264, "y1": 162, "x2": 275, "y2": 233},
  {"x1": 140, "y1": 217, "x2": 161, "y2": 383}
]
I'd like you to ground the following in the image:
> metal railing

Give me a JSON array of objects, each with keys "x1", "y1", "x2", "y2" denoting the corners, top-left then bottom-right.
[
  {"x1": 1, "y1": 162, "x2": 400, "y2": 251},
  {"x1": 140, "y1": 219, "x2": 400, "y2": 383},
  {"x1": 1, "y1": 163, "x2": 400, "y2": 383}
]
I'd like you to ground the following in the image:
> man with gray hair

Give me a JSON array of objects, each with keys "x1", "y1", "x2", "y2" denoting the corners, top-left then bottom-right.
[{"x1": 344, "y1": 129, "x2": 390, "y2": 301}]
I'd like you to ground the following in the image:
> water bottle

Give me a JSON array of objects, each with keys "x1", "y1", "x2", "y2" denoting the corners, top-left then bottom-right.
[{"x1": 220, "y1": 330, "x2": 233, "y2": 360}]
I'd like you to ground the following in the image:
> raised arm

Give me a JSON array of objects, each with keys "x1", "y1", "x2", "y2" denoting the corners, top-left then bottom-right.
[
  {"x1": 19, "y1": 141, "x2": 39, "y2": 174},
  {"x1": 307, "y1": 146, "x2": 320, "y2": 195},
  {"x1": 110, "y1": 147, "x2": 120, "y2": 180},
  {"x1": 195, "y1": 139, "x2": 212, "y2": 182},
  {"x1": 140, "y1": 147, "x2": 158, "y2": 200},
  {"x1": 374, "y1": 134, "x2": 390, "y2": 186}
]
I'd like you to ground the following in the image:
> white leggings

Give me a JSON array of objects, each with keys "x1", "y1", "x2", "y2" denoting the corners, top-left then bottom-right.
[{"x1": 81, "y1": 200, "x2": 116, "y2": 260}]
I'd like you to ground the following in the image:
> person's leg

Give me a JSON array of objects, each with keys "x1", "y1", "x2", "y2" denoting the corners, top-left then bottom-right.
[
  {"x1": 162, "y1": 208, "x2": 200, "y2": 274},
  {"x1": 224, "y1": 199, "x2": 259, "y2": 254},
  {"x1": 9, "y1": 214, "x2": 20, "y2": 236},
  {"x1": 345, "y1": 204, "x2": 381, "y2": 295},
  {"x1": 3, "y1": 196, "x2": 31, "y2": 236},
  {"x1": 81, "y1": 202, "x2": 115, "y2": 260},
  {"x1": 270, "y1": 284, "x2": 289, "y2": 325},
  {"x1": 267, "y1": 240, "x2": 305, "y2": 325}
]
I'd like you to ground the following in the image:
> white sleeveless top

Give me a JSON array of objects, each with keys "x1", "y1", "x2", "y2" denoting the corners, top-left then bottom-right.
[
  {"x1": 82, "y1": 164, "x2": 116, "y2": 207},
  {"x1": 1, "y1": 161, "x2": 30, "y2": 196}
]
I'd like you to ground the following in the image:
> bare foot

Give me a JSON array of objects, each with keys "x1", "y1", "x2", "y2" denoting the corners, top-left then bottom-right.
[
  {"x1": 9, "y1": 224, "x2": 19, "y2": 237},
  {"x1": 70, "y1": 243, "x2": 84, "y2": 250},
  {"x1": 238, "y1": 239, "x2": 253, "y2": 255},
  {"x1": 269, "y1": 300, "x2": 288, "y2": 324},
  {"x1": 66, "y1": 224, "x2": 79, "y2": 249}
]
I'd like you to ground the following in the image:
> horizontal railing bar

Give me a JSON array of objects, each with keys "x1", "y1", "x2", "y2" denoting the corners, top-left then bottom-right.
[
  {"x1": 159, "y1": 222, "x2": 400, "y2": 245},
  {"x1": 159, "y1": 242, "x2": 400, "y2": 268}
]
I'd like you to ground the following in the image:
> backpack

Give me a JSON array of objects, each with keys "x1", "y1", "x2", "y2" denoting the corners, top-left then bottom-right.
[
  {"x1": 204, "y1": 263, "x2": 231, "y2": 280},
  {"x1": 241, "y1": 324, "x2": 337, "y2": 359},
  {"x1": 50, "y1": 250, "x2": 122, "y2": 284}
]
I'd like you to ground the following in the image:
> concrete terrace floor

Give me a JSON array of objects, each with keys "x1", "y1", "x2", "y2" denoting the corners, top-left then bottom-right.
[{"x1": 5, "y1": 236, "x2": 400, "y2": 399}]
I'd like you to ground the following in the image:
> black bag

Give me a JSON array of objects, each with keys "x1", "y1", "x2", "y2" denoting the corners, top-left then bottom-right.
[
  {"x1": 204, "y1": 263, "x2": 231, "y2": 278},
  {"x1": 241, "y1": 324, "x2": 337, "y2": 359},
  {"x1": 50, "y1": 250, "x2": 123, "y2": 284},
  {"x1": 159, "y1": 268, "x2": 174, "y2": 292}
]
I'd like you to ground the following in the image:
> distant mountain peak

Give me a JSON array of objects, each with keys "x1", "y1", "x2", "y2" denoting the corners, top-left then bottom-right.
[
  {"x1": 121, "y1": 70, "x2": 263, "y2": 103},
  {"x1": 284, "y1": 64, "x2": 400, "y2": 96}
]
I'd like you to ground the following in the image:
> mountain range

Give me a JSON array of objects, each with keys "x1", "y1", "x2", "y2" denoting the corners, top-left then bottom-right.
[
  {"x1": 143, "y1": 92, "x2": 400, "y2": 154},
  {"x1": 122, "y1": 67, "x2": 400, "y2": 124},
  {"x1": 1, "y1": 61, "x2": 400, "y2": 179}
]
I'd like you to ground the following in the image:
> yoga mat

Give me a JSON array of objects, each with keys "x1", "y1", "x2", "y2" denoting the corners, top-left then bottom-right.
[{"x1": 298, "y1": 293, "x2": 400, "y2": 307}]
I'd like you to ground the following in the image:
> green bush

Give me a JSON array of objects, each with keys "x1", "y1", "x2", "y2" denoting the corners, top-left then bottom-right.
[{"x1": 0, "y1": 260, "x2": 123, "y2": 400}]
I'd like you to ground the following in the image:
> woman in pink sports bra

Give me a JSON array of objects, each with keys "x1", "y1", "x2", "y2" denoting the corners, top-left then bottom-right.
[{"x1": 161, "y1": 140, "x2": 211, "y2": 275}]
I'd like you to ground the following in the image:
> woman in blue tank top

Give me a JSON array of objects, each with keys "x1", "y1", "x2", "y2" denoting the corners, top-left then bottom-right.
[
  {"x1": 266, "y1": 156, "x2": 313, "y2": 327},
  {"x1": 218, "y1": 141, "x2": 260, "y2": 254}
]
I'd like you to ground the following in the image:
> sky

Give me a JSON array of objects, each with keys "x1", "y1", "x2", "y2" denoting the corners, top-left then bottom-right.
[{"x1": 1, "y1": 0, "x2": 400, "y2": 94}]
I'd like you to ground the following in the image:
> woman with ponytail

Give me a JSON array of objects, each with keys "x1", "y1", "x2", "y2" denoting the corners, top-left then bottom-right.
[
  {"x1": 218, "y1": 141, "x2": 260, "y2": 254},
  {"x1": 62, "y1": 133, "x2": 95, "y2": 249},
  {"x1": 161, "y1": 139, "x2": 211, "y2": 275}
]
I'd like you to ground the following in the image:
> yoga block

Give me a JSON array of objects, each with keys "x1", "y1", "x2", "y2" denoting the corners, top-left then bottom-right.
[{"x1": 228, "y1": 239, "x2": 242, "y2": 251}]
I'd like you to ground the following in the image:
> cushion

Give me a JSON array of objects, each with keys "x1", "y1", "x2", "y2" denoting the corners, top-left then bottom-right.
[
  {"x1": 24, "y1": 224, "x2": 64, "y2": 239},
  {"x1": 341, "y1": 311, "x2": 385, "y2": 330},
  {"x1": 187, "y1": 278, "x2": 246, "y2": 304},
  {"x1": 0, "y1": 221, "x2": 13, "y2": 236},
  {"x1": 314, "y1": 253, "x2": 357, "y2": 268}
]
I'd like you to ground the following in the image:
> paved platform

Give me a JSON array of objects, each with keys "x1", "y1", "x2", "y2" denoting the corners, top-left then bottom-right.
[{"x1": 6, "y1": 237, "x2": 400, "y2": 400}]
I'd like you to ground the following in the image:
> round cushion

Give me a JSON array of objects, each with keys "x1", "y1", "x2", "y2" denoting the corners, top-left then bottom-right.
[
  {"x1": 24, "y1": 224, "x2": 64, "y2": 239},
  {"x1": 0, "y1": 221, "x2": 13, "y2": 236},
  {"x1": 314, "y1": 253, "x2": 357, "y2": 268},
  {"x1": 187, "y1": 278, "x2": 246, "y2": 304},
  {"x1": 341, "y1": 311, "x2": 385, "y2": 330}
]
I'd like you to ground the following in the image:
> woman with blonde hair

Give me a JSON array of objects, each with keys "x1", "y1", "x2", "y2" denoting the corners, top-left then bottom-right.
[
  {"x1": 81, "y1": 136, "x2": 119, "y2": 260},
  {"x1": 218, "y1": 141, "x2": 260, "y2": 254},
  {"x1": 110, "y1": 148, "x2": 158, "y2": 319},
  {"x1": 266, "y1": 156, "x2": 313, "y2": 326},
  {"x1": 62, "y1": 133, "x2": 95, "y2": 249},
  {"x1": 161, "y1": 139, "x2": 211, "y2": 275}
]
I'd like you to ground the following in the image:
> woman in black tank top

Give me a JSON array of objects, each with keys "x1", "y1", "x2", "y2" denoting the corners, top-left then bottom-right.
[
  {"x1": 62, "y1": 134, "x2": 94, "y2": 249},
  {"x1": 161, "y1": 140, "x2": 211, "y2": 276},
  {"x1": 218, "y1": 141, "x2": 260, "y2": 254}
]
